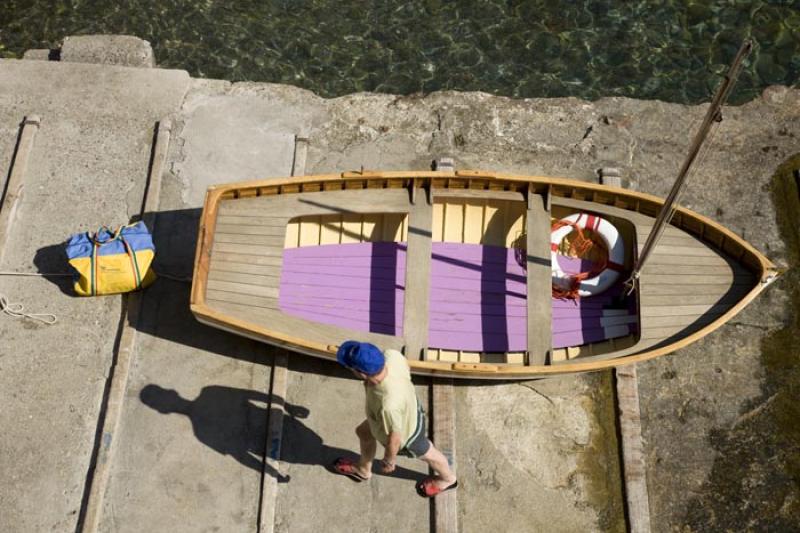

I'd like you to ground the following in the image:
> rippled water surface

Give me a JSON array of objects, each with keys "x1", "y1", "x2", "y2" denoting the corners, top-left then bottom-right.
[{"x1": 1, "y1": 0, "x2": 798, "y2": 103}]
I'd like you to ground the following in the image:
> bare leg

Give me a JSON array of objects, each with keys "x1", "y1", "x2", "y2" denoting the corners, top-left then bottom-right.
[
  {"x1": 420, "y1": 441, "x2": 457, "y2": 489},
  {"x1": 355, "y1": 419, "x2": 375, "y2": 479}
]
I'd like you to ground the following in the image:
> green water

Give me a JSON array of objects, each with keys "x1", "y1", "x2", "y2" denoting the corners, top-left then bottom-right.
[{"x1": 1, "y1": 1, "x2": 798, "y2": 103}]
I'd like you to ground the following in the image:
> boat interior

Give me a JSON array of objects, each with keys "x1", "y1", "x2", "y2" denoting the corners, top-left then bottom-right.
[{"x1": 196, "y1": 173, "x2": 765, "y2": 374}]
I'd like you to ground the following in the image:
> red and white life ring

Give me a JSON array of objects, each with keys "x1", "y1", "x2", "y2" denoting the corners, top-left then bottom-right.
[{"x1": 551, "y1": 213, "x2": 625, "y2": 297}]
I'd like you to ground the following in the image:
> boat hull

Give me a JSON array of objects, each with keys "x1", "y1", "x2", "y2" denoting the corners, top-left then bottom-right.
[{"x1": 191, "y1": 170, "x2": 778, "y2": 379}]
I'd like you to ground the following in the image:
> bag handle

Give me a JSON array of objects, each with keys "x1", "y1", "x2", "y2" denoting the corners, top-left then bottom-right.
[
  {"x1": 90, "y1": 240, "x2": 99, "y2": 296},
  {"x1": 119, "y1": 234, "x2": 143, "y2": 290},
  {"x1": 88, "y1": 224, "x2": 143, "y2": 294}
]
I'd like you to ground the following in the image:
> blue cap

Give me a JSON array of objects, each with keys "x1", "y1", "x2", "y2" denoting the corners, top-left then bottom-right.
[{"x1": 337, "y1": 341, "x2": 385, "y2": 375}]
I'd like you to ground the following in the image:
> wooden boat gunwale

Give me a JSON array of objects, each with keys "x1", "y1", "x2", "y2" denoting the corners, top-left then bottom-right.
[{"x1": 190, "y1": 170, "x2": 778, "y2": 379}]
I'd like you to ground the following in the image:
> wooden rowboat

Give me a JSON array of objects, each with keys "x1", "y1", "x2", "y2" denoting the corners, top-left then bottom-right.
[{"x1": 190, "y1": 170, "x2": 779, "y2": 379}]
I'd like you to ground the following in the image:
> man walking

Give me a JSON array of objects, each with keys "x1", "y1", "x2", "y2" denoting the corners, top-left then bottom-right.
[{"x1": 332, "y1": 340, "x2": 458, "y2": 497}]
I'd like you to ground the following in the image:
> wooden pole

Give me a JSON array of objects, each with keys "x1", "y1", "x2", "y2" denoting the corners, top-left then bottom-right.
[
  {"x1": 615, "y1": 365, "x2": 651, "y2": 533},
  {"x1": 432, "y1": 378, "x2": 458, "y2": 533},
  {"x1": 631, "y1": 40, "x2": 752, "y2": 283},
  {"x1": 0, "y1": 115, "x2": 40, "y2": 264},
  {"x1": 258, "y1": 135, "x2": 308, "y2": 533}
]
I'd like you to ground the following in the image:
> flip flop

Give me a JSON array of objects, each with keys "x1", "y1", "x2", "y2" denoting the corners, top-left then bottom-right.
[
  {"x1": 331, "y1": 457, "x2": 369, "y2": 483},
  {"x1": 415, "y1": 477, "x2": 458, "y2": 498}
]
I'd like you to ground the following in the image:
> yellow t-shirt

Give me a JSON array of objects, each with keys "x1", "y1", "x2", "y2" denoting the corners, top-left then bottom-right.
[{"x1": 365, "y1": 349, "x2": 419, "y2": 447}]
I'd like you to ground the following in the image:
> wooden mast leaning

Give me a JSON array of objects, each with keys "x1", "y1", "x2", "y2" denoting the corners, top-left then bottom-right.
[{"x1": 628, "y1": 39, "x2": 753, "y2": 288}]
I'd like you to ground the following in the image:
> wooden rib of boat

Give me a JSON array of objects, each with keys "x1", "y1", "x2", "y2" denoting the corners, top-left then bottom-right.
[{"x1": 190, "y1": 170, "x2": 780, "y2": 379}]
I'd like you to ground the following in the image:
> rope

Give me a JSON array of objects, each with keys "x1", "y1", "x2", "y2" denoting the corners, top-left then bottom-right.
[
  {"x1": 0, "y1": 270, "x2": 192, "y2": 325},
  {"x1": 551, "y1": 220, "x2": 609, "y2": 300},
  {"x1": 0, "y1": 271, "x2": 72, "y2": 277},
  {"x1": 0, "y1": 293, "x2": 57, "y2": 324}
]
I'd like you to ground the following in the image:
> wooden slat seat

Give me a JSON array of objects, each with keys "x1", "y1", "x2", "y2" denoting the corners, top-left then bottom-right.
[
  {"x1": 402, "y1": 194, "x2": 433, "y2": 360},
  {"x1": 526, "y1": 189, "x2": 552, "y2": 365}
]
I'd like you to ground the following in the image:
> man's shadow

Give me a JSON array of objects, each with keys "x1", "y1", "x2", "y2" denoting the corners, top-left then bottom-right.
[{"x1": 140, "y1": 383, "x2": 421, "y2": 482}]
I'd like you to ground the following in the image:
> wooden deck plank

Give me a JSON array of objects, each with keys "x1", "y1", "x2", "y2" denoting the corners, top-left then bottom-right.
[
  {"x1": 463, "y1": 200, "x2": 484, "y2": 244},
  {"x1": 640, "y1": 244, "x2": 721, "y2": 257},
  {"x1": 210, "y1": 259, "x2": 284, "y2": 277},
  {"x1": 403, "y1": 195, "x2": 433, "y2": 360},
  {"x1": 526, "y1": 190, "x2": 552, "y2": 365},
  {"x1": 215, "y1": 223, "x2": 286, "y2": 236},
  {"x1": 214, "y1": 233, "x2": 286, "y2": 247},
  {"x1": 641, "y1": 303, "x2": 733, "y2": 317},
  {"x1": 212, "y1": 252, "x2": 283, "y2": 267},
  {"x1": 209, "y1": 299, "x2": 405, "y2": 351},
  {"x1": 319, "y1": 215, "x2": 342, "y2": 245},
  {"x1": 640, "y1": 263, "x2": 746, "y2": 276},
  {"x1": 639, "y1": 287, "x2": 751, "y2": 307},
  {"x1": 219, "y1": 188, "x2": 411, "y2": 218},
  {"x1": 299, "y1": 217, "x2": 322, "y2": 246},
  {"x1": 505, "y1": 202, "x2": 526, "y2": 247},
  {"x1": 362, "y1": 213, "x2": 382, "y2": 241},
  {"x1": 213, "y1": 242, "x2": 284, "y2": 257},
  {"x1": 443, "y1": 201, "x2": 464, "y2": 243},
  {"x1": 207, "y1": 279, "x2": 280, "y2": 298},
  {"x1": 208, "y1": 269, "x2": 281, "y2": 287},
  {"x1": 643, "y1": 312, "x2": 726, "y2": 329},
  {"x1": 340, "y1": 214, "x2": 363, "y2": 244},
  {"x1": 206, "y1": 289, "x2": 280, "y2": 310},
  {"x1": 643, "y1": 273, "x2": 750, "y2": 286},
  {"x1": 643, "y1": 254, "x2": 733, "y2": 266},
  {"x1": 216, "y1": 214, "x2": 288, "y2": 228},
  {"x1": 640, "y1": 316, "x2": 725, "y2": 341},
  {"x1": 284, "y1": 220, "x2": 299, "y2": 248},
  {"x1": 433, "y1": 188, "x2": 525, "y2": 202}
]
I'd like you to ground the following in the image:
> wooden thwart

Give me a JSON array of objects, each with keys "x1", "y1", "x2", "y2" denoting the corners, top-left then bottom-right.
[
  {"x1": 403, "y1": 191, "x2": 433, "y2": 360},
  {"x1": 526, "y1": 188, "x2": 552, "y2": 365}
]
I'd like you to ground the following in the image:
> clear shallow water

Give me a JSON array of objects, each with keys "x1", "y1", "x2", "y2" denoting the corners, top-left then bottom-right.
[{"x1": 1, "y1": 0, "x2": 798, "y2": 103}]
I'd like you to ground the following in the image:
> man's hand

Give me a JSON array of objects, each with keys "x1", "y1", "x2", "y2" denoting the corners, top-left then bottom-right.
[{"x1": 379, "y1": 458, "x2": 396, "y2": 474}]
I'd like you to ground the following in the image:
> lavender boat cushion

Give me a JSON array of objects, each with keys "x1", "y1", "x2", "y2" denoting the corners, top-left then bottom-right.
[{"x1": 279, "y1": 242, "x2": 636, "y2": 352}]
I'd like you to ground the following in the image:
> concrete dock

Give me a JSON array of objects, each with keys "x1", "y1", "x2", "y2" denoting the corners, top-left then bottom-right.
[{"x1": 1, "y1": 38, "x2": 798, "y2": 532}]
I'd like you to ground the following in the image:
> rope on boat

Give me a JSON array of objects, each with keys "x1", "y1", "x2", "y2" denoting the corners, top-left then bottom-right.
[{"x1": 550, "y1": 219, "x2": 609, "y2": 300}]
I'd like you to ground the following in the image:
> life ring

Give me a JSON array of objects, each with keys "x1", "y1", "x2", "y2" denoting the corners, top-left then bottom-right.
[{"x1": 551, "y1": 213, "x2": 625, "y2": 298}]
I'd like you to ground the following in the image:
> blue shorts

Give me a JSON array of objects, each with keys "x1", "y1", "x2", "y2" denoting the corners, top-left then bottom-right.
[{"x1": 399, "y1": 403, "x2": 430, "y2": 458}]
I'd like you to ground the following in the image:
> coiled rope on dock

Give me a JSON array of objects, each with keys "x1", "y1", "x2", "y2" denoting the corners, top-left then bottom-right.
[{"x1": 0, "y1": 270, "x2": 191, "y2": 325}]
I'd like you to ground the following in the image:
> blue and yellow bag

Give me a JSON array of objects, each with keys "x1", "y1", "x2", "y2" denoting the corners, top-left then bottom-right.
[{"x1": 66, "y1": 222, "x2": 156, "y2": 296}]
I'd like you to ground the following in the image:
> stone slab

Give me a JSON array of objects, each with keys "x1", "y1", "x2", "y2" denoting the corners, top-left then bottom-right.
[
  {"x1": 97, "y1": 275, "x2": 272, "y2": 533},
  {"x1": 455, "y1": 373, "x2": 624, "y2": 532},
  {"x1": 0, "y1": 59, "x2": 189, "y2": 532},
  {"x1": 275, "y1": 357, "x2": 430, "y2": 533},
  {"x1": 60, "y1": 35, "x2": 155, "y2": 68},
  {"x1": 94, "y1": 89, "x2": 310, "y2": 531},
  {"x1": 22, "y1": 49, "x2": 51, "y2": 61},
  {"x1": 172, "y1": 80, "x2": 327, "y2": 205}
]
